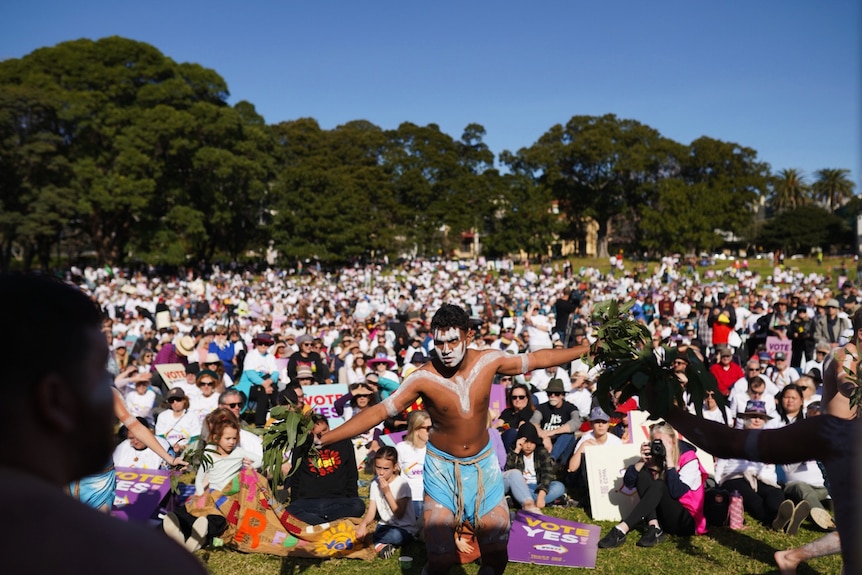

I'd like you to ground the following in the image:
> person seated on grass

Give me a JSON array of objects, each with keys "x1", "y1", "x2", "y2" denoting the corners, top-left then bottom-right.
[
  {"x1": 502, "y1": 423, "x2": 566, "y2": 512},
  {"x1": 286, "y1": 413, "x2": 365, "y2": 525},
  {"x1": 598, "y1": 421, "x2": 708, "y2": 549},
  {"x1": 495, "y1": 382, "x2": 535, "y2": 453},
  {"x1": 113, "y1": 417, "x2": 172, "y2": 470},
  {"x1": 565, "y1": 406, "x2": 622, "y2": 507},
  {"x1": 356, "y1": 446, "x2": 419, "y2": 559},
  {"x1": 713, "y1": 400, "x2": 810, "y2": 535},
  {"x1": 163, "y1": 408, "x2": 262, "y2": 552}
]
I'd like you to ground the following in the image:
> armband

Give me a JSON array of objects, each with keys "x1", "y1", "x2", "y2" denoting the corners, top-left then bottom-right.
[
  {"x1": 122, "y1": 414, "x2": 137, "y2": 427},
  {"x1": 743, "y1": 429, "x2": 762, "y2": 461},
  {"x1": 382, "y1": 395, "x2": 399, "y2": 418},
  {"x1": 520, "y1": 353, "x2": 530, "y2": 374}
]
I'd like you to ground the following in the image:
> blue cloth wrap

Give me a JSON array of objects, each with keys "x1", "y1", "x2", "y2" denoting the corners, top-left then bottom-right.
[{"x1": 424, "y1": 438, "x2": 504, "y2": 525}]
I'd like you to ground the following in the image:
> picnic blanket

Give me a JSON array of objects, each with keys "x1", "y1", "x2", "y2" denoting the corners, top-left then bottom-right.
[{"x1": 185, "y1": 467, "x2": 375, "y2": 559}]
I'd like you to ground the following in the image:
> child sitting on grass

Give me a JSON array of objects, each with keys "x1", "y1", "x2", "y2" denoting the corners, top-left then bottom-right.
[
  {"x1": 355, "y1": 446, "x2": 419, "y2": 558},
  {"x1": 163, "y1": 408, "x2": 262, "y2": 551}
]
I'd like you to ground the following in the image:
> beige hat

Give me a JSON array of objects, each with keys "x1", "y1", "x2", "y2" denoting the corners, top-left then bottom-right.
[{"x1": 175, "y1": 335, "x2": 195, "y2": 357}]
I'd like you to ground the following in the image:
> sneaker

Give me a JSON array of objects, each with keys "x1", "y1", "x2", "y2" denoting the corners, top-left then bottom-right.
[
  {"x1": 636, "y1": 525, "x2": 667, "y2": 547},
  {"x1": 809, "y1": 507, "x2": 836, "y2": 531},
  {"x1": 505, "y1": 495, "x2": 514, "y2": 509},
  {"x1": 186, "y1": 516, "x2": 208, "y2": 552},
  {"x1": 377, "y1": 544, "x2": 397, "y2": 559},
  {"x1": 772, "y1": 499, "x2": 794, "y2": 531},
  {"x1": 162, "y1": 513, "x2": 185, "y2": 546},
  {"x1": 598, "y1": 527, "x2": 627, "y2": 549},
  {"x1": 785, "y1": 501, "x2": 810, "y2": 536}
]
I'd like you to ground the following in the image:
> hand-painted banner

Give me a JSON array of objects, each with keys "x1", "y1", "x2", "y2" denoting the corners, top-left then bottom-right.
[
  {"x1": 508, "y1": 510, "x2": 601, "y2": 568},
  {"x1": 111, "y1": 467, "x2": 173, "y2": 521}
]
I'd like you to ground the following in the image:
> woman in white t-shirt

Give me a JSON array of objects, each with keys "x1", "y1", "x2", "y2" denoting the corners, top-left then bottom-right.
[
  {"x1": 188, "y1": 370, "x2": 221, "y2": 425},
  {"x1": 124, "y1": 379, "x2": 157, "y2": 423},
  {"x1": 155, "y1": 387, "x2": 201, "y2": 455},
  {"x1": 396, "y1": 411, "x2": 431, "y2": 521}
]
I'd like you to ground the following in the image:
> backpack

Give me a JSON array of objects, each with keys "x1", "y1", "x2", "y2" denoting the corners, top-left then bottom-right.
[{"x1": 703, "y1": 487, "x2": 730, "y2": 527}]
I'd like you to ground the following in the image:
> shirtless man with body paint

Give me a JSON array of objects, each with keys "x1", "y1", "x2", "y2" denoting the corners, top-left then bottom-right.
[{"x1": 319, "y1": 303, "x2": 593, "y2": 575}]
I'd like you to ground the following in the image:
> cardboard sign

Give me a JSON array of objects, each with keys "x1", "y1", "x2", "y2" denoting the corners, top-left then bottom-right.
[
  {"x1": 489, "y1": 383, "x2": 507, "y2": 420},
  {"x1": 301, "y1": 383, "x2": 348, "y2": 428},
  {"x1": 155, "y1": 363, "x2": 187, "y2": 388},
  {"x1": 584, "y1": 443, "x2": 642, "y2": 521},
  {"x1": 765, "y1": 336, "x2": 791, "y2": 357},
  {"x1": 111, "y1": 467, "x2": 173, "y2": 522},
  {"x1": 508, "y1": 511, "x2": 601, "y2": 568}
]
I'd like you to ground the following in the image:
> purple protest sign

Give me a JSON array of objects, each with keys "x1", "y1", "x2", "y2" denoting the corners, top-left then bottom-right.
[
  {"x1": 111, "y1": 467, "x2": 173, "y2": 522},
  {"x1": 507, "y1": 510, "x2": 601, "y2": 569}
]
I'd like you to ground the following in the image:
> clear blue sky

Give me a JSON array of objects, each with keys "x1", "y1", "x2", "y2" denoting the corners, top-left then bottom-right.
[{"x1": 2, "y1": 1, "x2": 860, "y2": 184}]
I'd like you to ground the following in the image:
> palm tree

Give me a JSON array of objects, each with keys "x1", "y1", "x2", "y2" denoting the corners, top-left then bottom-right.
[
  {"x1": 771, "y1": 168, "x2": 811, "y2": 211},
  {"x1": 813, "y1": 168, "x2": 856, "y2": 212}
]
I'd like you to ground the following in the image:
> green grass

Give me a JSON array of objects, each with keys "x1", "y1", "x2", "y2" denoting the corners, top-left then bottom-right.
[{"x1": 195, "y1": 504, "x2": 842, "y2": 575}]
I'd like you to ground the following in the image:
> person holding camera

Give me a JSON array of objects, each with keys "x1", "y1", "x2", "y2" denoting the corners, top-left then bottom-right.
[{"x1": 598, "y1": 422, "x2": 707, "y2": 549}]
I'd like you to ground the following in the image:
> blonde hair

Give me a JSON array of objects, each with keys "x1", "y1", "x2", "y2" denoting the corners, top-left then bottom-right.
[
  {"x1": 649, "y1": 421, "x2": 680, "y2": 467},
  {"x1": 404, "y1": 410, "x2": 431, "y2": 445}
]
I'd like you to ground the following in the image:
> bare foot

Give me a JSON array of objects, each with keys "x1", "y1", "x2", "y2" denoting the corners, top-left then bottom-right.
[
  {"x1": 523, "y1": 502, "x2": 539, "y2": 513},
  {"x1": 774, "y1": 549, "x2": 799, "y2": 575}
]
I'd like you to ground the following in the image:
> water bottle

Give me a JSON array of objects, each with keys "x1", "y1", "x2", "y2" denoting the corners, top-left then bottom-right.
[{"x1": 728, "y1": 490, "x2": 744, "y2": 529}]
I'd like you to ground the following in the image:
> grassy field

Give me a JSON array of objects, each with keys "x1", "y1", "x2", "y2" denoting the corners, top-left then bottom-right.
[
  {"x1": 545, "y1": 255, "x2": 846, "y2": 288},
  {"x1": 194, "y1": 465, "x2": 841, "y2": 575},
  {"x1": 196, "y1": 255, "x2": 847, "y2": 573},
  {"x1": 195, "y1": 503, "x2": 841, "y2": 575}
]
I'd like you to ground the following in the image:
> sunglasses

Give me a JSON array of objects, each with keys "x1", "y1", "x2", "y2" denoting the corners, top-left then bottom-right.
[
  {"x1": 198, "y1": 381, "x2": 215, "y2": 386},
  {"x1": 511, "y1": 395, "x2": 527, "y2": 400},
  {"x1": 224, "y1": 402, "x2": 243, "y2": 408},
  {"x1": 419, "y1": 424, "x2": 432, "y2": 430},
  {"x1": 168, "y1": 397, "x2": 184, "y2": 403},
  {"x1": 548, "y1": 392, "x2": 565, "y2": 397}
]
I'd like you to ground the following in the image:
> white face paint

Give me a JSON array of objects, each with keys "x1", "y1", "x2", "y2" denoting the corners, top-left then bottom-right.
[{"x1": 434, "y1": 327, "x2": 467, "y2": 368}]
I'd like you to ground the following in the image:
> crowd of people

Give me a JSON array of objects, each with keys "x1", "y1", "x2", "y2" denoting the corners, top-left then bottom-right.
[{"x1": 6, "y1": 255, "x2": 860, "y2": 574}]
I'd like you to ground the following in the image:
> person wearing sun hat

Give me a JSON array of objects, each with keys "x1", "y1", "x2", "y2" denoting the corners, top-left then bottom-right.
[
  {"x1": 713, "y1": 400, "x2": 809, "y2": 534},
  {"x1": 530, "y1": 378, "x2": 581, "y2": 465},
  {"x1": 368, "y1": 354, "x2": 400, "y2": 399}
]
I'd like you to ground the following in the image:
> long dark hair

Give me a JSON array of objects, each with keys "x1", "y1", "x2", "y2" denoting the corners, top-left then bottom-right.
[{"x1": 776, "y1": 385, "x2": 805, "y2": 424}]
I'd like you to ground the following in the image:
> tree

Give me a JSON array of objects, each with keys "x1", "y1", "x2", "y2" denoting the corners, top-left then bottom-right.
[
  {"x1": 757, "y1": 205, "x2": 849, "y2": 253},
  {"x1": 813, "y1": 168, "x2": 856, "y2": 213},
  {"x1": 770, "y1": 168, "x2": 811, "y2": 212},
  {"x1": 503, "y1": 114, "x2": 676, "y2": 258},
  {"x1": 0, "y1": 37, "x2": 274, "y2": 267},
  {"x1": 270, "y1": 119, "x2": 398, "y2": 263}
]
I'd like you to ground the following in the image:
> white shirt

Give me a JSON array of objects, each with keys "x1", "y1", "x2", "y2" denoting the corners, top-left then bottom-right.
[
  {"x1": 112, "y1": 437, "x2": 170, "y2": 469},
  {"x1": 369, "y1": 474, "x2": 418, "y2": 535},
  {"x1": 189, "y1": 393, "x2": 221, "y2": 425},
  {"x1": 124, "y1": 389, "x2": 157, "y2": 421},
  {"x1": 574, "y1": 431, "x2": 622, "y2": 451},
  {"x1": 771, "y1": 367, "x2": 800, "y2": 389},
  {"x1": 729, "y1": 374, "x2": 779, "y2": 397},
  {"x1": 396, "y1": 441, "x2": 426, "y2": 503}
]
